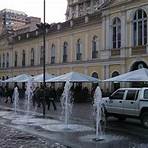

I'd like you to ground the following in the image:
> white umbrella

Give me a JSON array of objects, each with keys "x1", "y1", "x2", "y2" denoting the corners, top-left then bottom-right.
[
  {"x1": 33, "y1": 73, "x2": 55, "y2": 82},
  {"x1": 46, "y1": 72, "x2": 100, "y2": 83},
  {"x1": 6, "y1": 74, "x2": 32, "y2": 82},
  {"x1": 104, "y1": 68, "x2": 148, "y2": 82}
]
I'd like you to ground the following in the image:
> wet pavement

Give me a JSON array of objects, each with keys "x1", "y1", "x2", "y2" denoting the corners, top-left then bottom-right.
[{"x1": 0, "y1": 99, "x2": 148, "y2": 148}]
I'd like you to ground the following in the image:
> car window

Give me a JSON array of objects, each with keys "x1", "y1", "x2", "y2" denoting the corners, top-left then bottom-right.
[
  {"x1": 110, "y1": 90, "x2": 125, "y2": 100},
  {"x1": 125, "y1": 90, "x2": 139, "y2": 101},
  {"x1": 144, "y1": 89, "x2": 148, "y2": 99}
]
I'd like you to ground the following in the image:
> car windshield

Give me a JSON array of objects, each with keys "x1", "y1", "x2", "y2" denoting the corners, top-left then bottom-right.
[{"x1": 144, "y1": 89, "x2": 148, "y2": 99}]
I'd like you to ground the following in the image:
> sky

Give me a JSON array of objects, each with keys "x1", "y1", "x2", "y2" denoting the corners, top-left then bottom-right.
[{"x1": 0, "y1": 0, "x2": 67, "y2": 24}]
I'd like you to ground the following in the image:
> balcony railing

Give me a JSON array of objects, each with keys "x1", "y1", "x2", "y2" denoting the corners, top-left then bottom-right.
[
  {"x1": 63, "y1": 55, "x2": 67, "y2": 63},
  {"x1": 51, "y1": 56, "x2": 55, "y2": 64},
  {"x1": 31, "y1": 59, "x2": 34, "y2": 66},
  {"x1": 111, "y1": 48, "x2": 120, "y2": 56},
  {"x1": 132, "y1": 45, "x2": 146, "y2": 55},
  {"x1": 92, "y1": 51, "x2": 98, "y2": 59},
  {"x1": 76, "y1": 53, "x2": 82, "y2": 60},
  {"x1": 6, "y1": 62, "x2": 9, "y2": 68}
]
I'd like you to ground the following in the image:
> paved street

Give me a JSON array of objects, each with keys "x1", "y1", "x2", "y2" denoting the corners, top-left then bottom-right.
[{"x1": 0, "y1": 98, "x2": 148, "y2": 148}]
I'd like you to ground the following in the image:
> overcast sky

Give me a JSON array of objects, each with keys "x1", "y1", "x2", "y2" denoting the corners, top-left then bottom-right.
[{"x1": 0, "y1": 0, "x2": 67, "y2": 23}]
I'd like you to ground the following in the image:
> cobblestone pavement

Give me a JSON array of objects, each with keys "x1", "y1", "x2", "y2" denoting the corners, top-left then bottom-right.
[{"x1": 0, "y1": 124, "x2": 68, "y2": 148}]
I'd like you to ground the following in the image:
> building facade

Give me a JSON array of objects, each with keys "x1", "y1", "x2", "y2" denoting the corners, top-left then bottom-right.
[{"x1": 0, "y1": 0, "x2": 148, "y2": 91}]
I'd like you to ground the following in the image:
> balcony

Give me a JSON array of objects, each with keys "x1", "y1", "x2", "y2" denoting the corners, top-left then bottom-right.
[
  {"x1": 131, "y1": 45, "x2": 146, "y2": 55},
  {"x1": 76, "y1": 53, "x2": 82, "y2": 60},
  {"x1": 51, "y1": 56, "x2": 55, "y2": 64},
  {"x1": 6, "y1": 62, "x2": 9, "y2": 68},
  {"x1": 111, "y1": 48, "x2": 120, "y2": 56},
  {"x1": 31, "y1": 59, "x2": 34, "y2": 66},
  {"x1": 92, "y1": 51, "x2": 98, "y2": 59},
  {"x1": 63, "y1": 55, "x2": 67, "y2": 63}
]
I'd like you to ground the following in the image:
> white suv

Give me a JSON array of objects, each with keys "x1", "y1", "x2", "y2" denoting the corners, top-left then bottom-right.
[{"x1": 104, "y1": 88, "x2": 148, "y2": 128}]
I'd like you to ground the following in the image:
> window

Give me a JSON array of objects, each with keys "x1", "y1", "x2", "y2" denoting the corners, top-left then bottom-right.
[
  {"x1": 22, "y1": 50, "x2": 25, "y2": 66},
  {"x1": 133, "y1": 9, "x2": 147, "y2": 46},
  {"x1": 2, "y1": 54, "x2": 5, "y2": 68},
  {"x1": 144, "y1": 89, "x2": 148, "y2": 99},
  {"x1": 6, "y1": 53, "x2": 9, "y2": 68},
  {"x1": 126, "y1": 90, "x2": 139, "y2": 101},
  {"x1": 31, "y1": 48, "x2": 34, "y2": 66},
  {"x1": 110, "y1": 90, "x2": 125, "y2": 100},
  {"x1": 63, "y1": 42, "x2": 68, "y2": 63},
  {"x1": 92, "y1": 36, "x2": 98, "y2": 58},
  {"x1": 14, "y1": 51, "x2": 17, "y2": 67},
  {"x1": 51, "y1": 44, "x2": 55, "y2": 64},
  {"x1": 76, "y1": 39, "x2": 82, "y2": 60},
  {"x1": 40, "y1": 46, "x2": 44, "y2": 65},
  {"x1": 112, "y1": 17, "x2": 121, "y2": 48}
]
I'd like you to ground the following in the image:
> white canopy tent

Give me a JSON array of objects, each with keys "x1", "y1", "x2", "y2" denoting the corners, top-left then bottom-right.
[
  {"x1": 5, "y1": 74, "x2": 32, "y2": 82},
  {"x1": 104, "y1": 68, "x2": 148, "y2": 82},
  {"x1": 46, "y1": 71, "x2": 100, "y2": 83},
  {"x1": 33, "y1": 73, "x2": 55, "y2": 82}
]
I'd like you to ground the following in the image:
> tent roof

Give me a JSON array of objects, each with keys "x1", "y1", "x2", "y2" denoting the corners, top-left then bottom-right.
[
  {"x1": 33, "y1": 73, "x2": 55, "y2": 82},
  {"x1": 5, "y1": 74, "x2": 32, "y2": 82},
  {"x1": 46, "y1": 71, "x2": 100, "y2": 83},
  {"x1": 104, "y1": 68, "x2": 148, "y2": 82}
]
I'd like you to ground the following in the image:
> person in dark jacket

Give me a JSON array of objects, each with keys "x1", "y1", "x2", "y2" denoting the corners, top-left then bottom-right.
[{"x1": 46, "y1": 86, "x2": 57, "y2": 111}]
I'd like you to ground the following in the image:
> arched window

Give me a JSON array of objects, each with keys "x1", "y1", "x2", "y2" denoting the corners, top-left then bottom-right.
[
  {"x1": 14, "y1": 51, "x2": 18, "y2": 67},
  {"x1": 133, "y1": 9, "x2": 147, "y2": 46},
  {"x1": 63, "y1": 42, "x2": 68, "y2": 62},
  {"x1": 111, "y1": 71, "x2": 120, "y2": 91},
  {"x1": 31, "y1": 48, "x2": 34, "y2": 66},
  {"x1": 92, "y1": 72, "x2": 99, "y2": 78},
  {"x1": 51, "y1": 44, "x2": 55, "y2": 64},
  {"x1": 22, "y1": 50, "x2": 26, "y2": 66},
  {"x1": 2, "y1": 53, "x2": 5, "y2": 68},
  {"x1": 6, "y1": 53, "x2": 9, "y2": 68},
  {"x1": 112, "y1": 17, "x2": 121, "y2": 48},
  {"x1": 92, "y1": 36, "x2": 98, "y2": 58},
  {"x1": 76, "y1": 39, "x2": 82, "y2": 60},
  {"x1": 40, "y1": 46, "x2": 43, "y2": 65}
]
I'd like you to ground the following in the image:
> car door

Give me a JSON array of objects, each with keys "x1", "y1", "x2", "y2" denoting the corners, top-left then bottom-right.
[
  {"x1": 106, "y1": 89, "x2": 125, "y2": 114},
  {"x1": 123, "y1": 89, "x2": 139, "y2": 116}
]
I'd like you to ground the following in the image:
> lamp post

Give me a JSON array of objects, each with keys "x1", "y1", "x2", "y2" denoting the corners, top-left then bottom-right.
[
  {"x1": 36, "y1": 0, "x2": 50, "y2": 116},
  {"x1": 43, "y1": 0, "x2": 46, "y2": 116}
]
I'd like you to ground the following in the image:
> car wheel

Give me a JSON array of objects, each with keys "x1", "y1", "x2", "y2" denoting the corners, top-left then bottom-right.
[{"x1": 141, "y1": 113, "x2": 148, "y2": 128}]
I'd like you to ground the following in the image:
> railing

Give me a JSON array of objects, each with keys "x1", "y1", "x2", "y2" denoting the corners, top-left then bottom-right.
[
  {"x1": 51, "y1": 56, "x2": 55, "y2": 64},
  {"x1": 111, "y1": 48, "x2": 120, "y2": 56},
  {"x1": 92, "y1": 51, "x2": 98, "y2": 59},
  {"x1": 31, "y1": 59, "x2": 34, "y2": 66},
  {"x1": 63, "y1": 55, "x2": 67, "y2": 63},
  {"x1": 76, "y1": 53, "x2": 82, "y2": 60},
  {"x1": 131, "y1": 45, "x2": 146, "y2": 55}
]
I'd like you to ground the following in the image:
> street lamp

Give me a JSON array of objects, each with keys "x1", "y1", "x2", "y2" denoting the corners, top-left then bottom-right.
[{"x1": 36, "y1": 0, "x2": 50, "y2": 116}]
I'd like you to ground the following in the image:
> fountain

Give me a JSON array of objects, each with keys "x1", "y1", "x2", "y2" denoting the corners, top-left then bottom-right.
[
  {"x1": 25, "y1": 80, "x2": 33, "y2": 117},
  {"x1": 93, "y1": 86, "x2": 105, "y2": 141},
  {"x1": 13, "y1": 86, "x2": 19, "y2": 113},
  {"x1": 41, "y1": 81, "x2": 94, "y2": 132},
  {"x1": 60, "y1": 81, "x2": 73, "y2": 129}
]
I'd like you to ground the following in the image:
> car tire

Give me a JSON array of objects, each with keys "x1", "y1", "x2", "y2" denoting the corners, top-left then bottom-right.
[{"x1": 141, "y1": 113, "x2": 148, "y2": 128}]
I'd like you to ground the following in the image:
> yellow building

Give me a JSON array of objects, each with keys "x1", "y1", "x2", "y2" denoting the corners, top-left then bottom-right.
[{"x1": 0, "y1": 0, "x2": 148, "y2": 91}]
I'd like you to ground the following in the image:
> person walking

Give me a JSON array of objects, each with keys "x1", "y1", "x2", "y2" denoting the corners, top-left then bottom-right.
[{"x1": 46, "y1": 86, "x2": 57, "y2": 111}]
